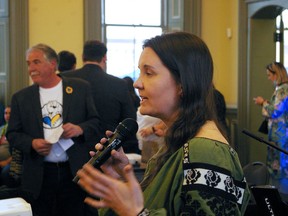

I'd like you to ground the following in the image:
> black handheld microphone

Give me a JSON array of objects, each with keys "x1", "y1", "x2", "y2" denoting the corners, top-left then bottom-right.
[{"x1": 73, "y1": 118, "x2": 138, "y2": 183}]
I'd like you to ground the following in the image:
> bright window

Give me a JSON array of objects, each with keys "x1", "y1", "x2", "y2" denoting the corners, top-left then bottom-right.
[
  {"x1": 282, "y1": 10, "x2": 288, "y2": 69},
  {"x1": 104, "y1": 0, "x2": 163, "y2": 79},
  {"x1": 276, "y1": 9, "x2": 288, "y2": 70}
]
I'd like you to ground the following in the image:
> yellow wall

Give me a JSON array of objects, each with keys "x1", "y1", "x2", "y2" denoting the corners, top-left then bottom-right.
[
  {"x1": 28, "y1": 0, "x2": 239, "y2": 107},
  {"x1": 202, "y1": 0, "x2": 238, "y2": 107},
  {"x1": 29, "y1": 0, "x2": 83, "y2": 69}
]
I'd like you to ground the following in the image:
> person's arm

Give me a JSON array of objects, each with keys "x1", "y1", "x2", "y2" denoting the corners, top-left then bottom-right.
[
  {"x1": 61, "y1": 123, "x2": 83, "y2": 138},
  {"x1": 271, "y1": 96, "x2": 288, "y2": 118},
  {"x1": 139, "y1": 127, "x2": 154, "y2": 138},
  {"x1": 77, "y1": 163, "x2": 144, "y2": 216},
  {"x1": 76, "y1": 130, "x2": 153, "y2": 216},
  {"x1": 180, "y1": 139, "x2": 251, "y2": 215},
  {"x1": 253, "y1": 96, "x2": 267, "y2": 106},
  {"x1": 6, "y1": 94, "x2": 35, "y2": 155},
  {"x1": 0, "y1": 157, "x2": 12, "y2": 168},
  {"x1": 262, "y1": 87, "x2": 288, "y2": 118},
  {"x1": 7, "y1": 93, "x2": 57, "y2": 157},
  {"x1": 87, "y1": 130, "x2": 130, "y2": 179},
  {"x1": 139, "y1": 121, "x2": 166, "y2": 138},
  {"x1": 153, "y1": 121, "x2": 166, "y2": 137}
]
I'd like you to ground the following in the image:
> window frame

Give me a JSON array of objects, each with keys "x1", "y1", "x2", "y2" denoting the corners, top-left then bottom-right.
[{"x1": 101, "y1": 0, "x2": 167, "y2": 79}]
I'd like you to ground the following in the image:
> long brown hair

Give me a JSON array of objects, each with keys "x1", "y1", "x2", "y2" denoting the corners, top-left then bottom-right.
[{"x1": 140, "y1": 32, "x2": 226, "y2": 190}]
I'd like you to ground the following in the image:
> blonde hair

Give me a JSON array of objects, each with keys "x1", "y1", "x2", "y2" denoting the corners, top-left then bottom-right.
[{"x1": 266, "y1": 62, "x2": 288, "y2": 85}]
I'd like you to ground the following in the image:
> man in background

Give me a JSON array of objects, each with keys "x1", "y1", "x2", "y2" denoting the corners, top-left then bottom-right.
[
  {"x1": 7, "y1": 43, "x2": 102, "y2": 216},
  {"x1": 58, "y1": 50, "x2": 77, "y2": 72},
  {"x1": 62, "y1": 40, "x2": 139, "y2": 153}
]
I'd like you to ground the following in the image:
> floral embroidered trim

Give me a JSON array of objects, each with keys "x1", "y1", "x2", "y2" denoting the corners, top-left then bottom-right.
[
  {"x1": 182, "y1": 143, "x2": 247, "y2": 206},
  {"x1": 183, "y1": 143, "x2": 190, "y2": 164},
  {"x1": 183, "y1": 166, "x2": 246, "y2": 205}
]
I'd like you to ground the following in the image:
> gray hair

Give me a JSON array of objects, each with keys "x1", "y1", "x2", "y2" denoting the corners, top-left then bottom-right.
[{"x1": 26, "y1": 43, "x2": 59, "y2": 69}]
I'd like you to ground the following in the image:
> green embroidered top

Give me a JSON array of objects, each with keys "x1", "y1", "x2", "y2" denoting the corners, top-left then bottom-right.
[{"x1": 100, "y1": 137, "x2": 250, "y2": 216}]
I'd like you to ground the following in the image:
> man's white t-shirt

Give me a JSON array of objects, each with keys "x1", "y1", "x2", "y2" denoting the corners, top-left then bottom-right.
[{"x1": 39, "y1": 81, "x2": 72, "y2": 162}]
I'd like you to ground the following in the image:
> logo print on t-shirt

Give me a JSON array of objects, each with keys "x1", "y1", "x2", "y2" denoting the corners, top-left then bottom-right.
[{"x1": 42, "y1": 100, "x2": 63, "y2": 129}]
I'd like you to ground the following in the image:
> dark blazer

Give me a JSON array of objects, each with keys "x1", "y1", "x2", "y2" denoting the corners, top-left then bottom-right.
[
  {"x1": 62, "y1": 65, "x2": 139, "y2": 153},
  {"x1": 62, "y1": 64, "x2": 137, "y2": 135},
  {"x1": 6, "y1": 77, "x2": 102, "y2": 198}
]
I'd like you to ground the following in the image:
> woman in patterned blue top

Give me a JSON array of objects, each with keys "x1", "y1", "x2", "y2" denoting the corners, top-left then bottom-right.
[{"x1": 254, "y1": 62, "x2": 288, "y2": 181}]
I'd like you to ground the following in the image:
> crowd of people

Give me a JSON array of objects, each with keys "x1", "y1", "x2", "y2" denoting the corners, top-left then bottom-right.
[{"x1": 0, "y1": 31, "x2": 254, "y2": 215}]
